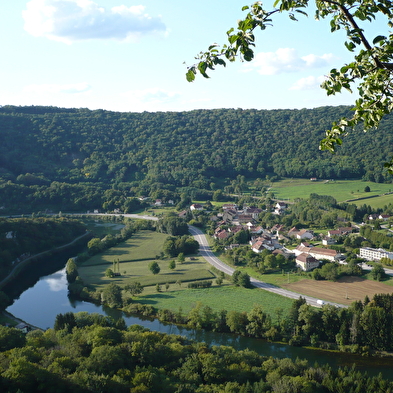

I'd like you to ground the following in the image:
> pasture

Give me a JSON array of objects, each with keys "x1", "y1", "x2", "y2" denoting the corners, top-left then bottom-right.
[
  {"x1": 269, "y1": 178, "x2": 392, "y2": 204},
  {"x1": 136, "y1": 285, "x2": 294, "y2": 319},
  {"x1": 78, "y1": 231, "x2": 215, "y2": 291}
]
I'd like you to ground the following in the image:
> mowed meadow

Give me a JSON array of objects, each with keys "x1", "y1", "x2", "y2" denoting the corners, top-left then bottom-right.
[
  {"x1": 269, "y1": 178, "x2": 393, "y2": 206},
  {"x1": 78, "y1": 231, "x2": 215, "y2": 291},
  {"x1": 77, "y1": 229, "x2": 295, "y2": 317}
]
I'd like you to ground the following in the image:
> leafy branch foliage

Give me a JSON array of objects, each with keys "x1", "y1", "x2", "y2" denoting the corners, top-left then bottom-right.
[{"x1": 186, "y1": 0, "x2": 393, "y2": 171}]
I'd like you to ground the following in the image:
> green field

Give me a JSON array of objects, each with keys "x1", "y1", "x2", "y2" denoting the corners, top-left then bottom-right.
[
  {"x1": 269, "y1": 178, "x2": 393, "y2": 205},
  {"x1": 78, "y1": 231, "x2": 215, "y2": 291},
  {"x1": 77, "y1": 229, "x2": 295, "y2": 317},
  {"x1": 135, "y1": 285, "x2": 293, "y2": 320}
]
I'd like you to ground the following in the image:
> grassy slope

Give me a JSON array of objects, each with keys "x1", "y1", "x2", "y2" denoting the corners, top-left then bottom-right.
[{"x1": 270, "y1": 179, "x2": 392, "y2": 204}]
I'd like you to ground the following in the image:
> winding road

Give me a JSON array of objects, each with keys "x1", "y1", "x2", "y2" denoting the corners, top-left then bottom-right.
[
  {"x1": 75, "y1": 213, "x2": 346, "y2": 307},
  {"x1": 188, "y1": 225, "x2": 346, "y2": 308}
]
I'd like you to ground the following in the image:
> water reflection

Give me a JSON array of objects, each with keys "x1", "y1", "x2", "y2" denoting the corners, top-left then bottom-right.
[{"x1": 44, "y1": 269, "x2": 68, "y2": 292}]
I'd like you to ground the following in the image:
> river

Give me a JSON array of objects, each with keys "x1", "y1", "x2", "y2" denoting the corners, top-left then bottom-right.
[{"x1": 6, "y1": 265, "x2": 393, "y2": 379}]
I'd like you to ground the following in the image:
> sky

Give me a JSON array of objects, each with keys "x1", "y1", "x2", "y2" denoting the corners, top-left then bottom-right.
[{"x1": 0, "y1": 0, "x2": 386, "y2": 113}]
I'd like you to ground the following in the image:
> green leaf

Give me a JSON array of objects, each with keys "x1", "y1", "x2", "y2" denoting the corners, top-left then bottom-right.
[
  {"x1": 373, "y1": 35, "x2": 386, "y2": 44},
  {"x1": 228, "y1": 34, "x2": 239, "y2": 45},
  {"x1": 186, "y1": 69, "x2": 195, "y2": 82}
]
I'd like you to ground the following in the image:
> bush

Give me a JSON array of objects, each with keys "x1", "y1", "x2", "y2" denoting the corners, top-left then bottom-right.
[{"x1": 187, "y1": 280, "x2": 212, "y2": 289}]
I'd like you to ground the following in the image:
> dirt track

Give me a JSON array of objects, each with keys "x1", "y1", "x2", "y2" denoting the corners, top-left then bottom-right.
[{"x1": 283, "y1": 276, "x2": 393, "y2": 305}]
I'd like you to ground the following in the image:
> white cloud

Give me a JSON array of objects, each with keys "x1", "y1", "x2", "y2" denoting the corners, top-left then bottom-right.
[
  {"x1": 290, "y1": 75, "x2": 325, "y2": 91},
  {"x1": 23, "y1": 0, "x2": 167, "y2": 44},
  {"x1": 244, "y1": 48, "x2": 336, "y2": 75},
  {"x1": 24, "y1": 82, "x2": 91, "y2": 94}
]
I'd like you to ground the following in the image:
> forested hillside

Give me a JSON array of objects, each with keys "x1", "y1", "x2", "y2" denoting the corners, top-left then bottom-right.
[{"x1": 1, "y1": 105, "x2": 392, "y2": 212}]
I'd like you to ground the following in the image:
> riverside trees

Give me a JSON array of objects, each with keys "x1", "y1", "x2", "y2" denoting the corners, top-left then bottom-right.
[{"x1": 1, "y1": 314, "x2": 393, "y2": 392}]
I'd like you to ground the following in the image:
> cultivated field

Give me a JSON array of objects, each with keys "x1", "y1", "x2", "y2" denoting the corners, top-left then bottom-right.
[
  {"x1": 269, "y1": 178, "x2": 392, "y2": 204},
  {"x1": 283, "y1": 276, "x2": 393, "y2": 306}
]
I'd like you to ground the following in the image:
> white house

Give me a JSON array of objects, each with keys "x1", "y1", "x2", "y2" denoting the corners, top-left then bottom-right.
[
  {"x1": 295, "y1": 244, "x2": 338, "y2": 261},
  {"x1": 296, "y1": 229, "x2": 314, "y2": 240},
  {"x1": 190, "y1": 203, "x2": 203, "y2": 211},
  {"x1": 359, "y1": 247, "x2": 393, "y2": 261}
]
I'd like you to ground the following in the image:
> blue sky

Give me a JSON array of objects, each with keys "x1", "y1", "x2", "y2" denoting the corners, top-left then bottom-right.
[{"x1": 0, "y1": 1, "x2": 383, "y2": 112}]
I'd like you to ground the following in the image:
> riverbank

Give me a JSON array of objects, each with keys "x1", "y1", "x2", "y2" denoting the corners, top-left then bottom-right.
[
  {"x1": 0, "y1": 231, "x2": 92, "y2": 291},
  {"x1": 1, "y1": 310, "x2": 43, "y2": 331}
]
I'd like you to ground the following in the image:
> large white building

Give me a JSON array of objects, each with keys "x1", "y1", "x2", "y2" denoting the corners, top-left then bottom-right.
[{"x1": 359, "y1": 247, "x2": 393, "y2": 261}]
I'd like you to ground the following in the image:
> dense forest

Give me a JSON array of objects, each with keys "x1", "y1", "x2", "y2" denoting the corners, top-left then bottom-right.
[
  {"x1": 1, "y1": 311, "x2": 393, "y2": 393},
  {"x1": 0, "y1": 105, "x2": 392, "y2": 213},
  {"x1": 0, "y1": 217, "x2": 86, "y2": 283}
]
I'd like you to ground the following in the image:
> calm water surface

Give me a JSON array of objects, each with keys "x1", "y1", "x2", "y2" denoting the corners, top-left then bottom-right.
[{"x1": 6, "y1": 267, "x2": 393, "y2": 379}]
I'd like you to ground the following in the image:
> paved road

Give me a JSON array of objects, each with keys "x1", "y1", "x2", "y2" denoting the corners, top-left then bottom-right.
[{"x1": 188, "y1": 225, "x2": 346, "y2": 308}]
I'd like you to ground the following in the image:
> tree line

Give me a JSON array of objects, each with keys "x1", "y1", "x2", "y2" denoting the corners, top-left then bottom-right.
[{"x1": 1, "y1": 310, "x2": 392, "y2": 392}]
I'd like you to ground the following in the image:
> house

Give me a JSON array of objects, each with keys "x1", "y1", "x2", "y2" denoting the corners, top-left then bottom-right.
[
  {"x1": 248, "y1": 225, "x2": 264, "y2": 235},
  {"x1": 250, "y1": 235, "x2": 275, "y2": 252},
  {"x1": 368, "y1": 214, "x2": 379, "y2": 220},
  {"x1": 328, "y1": 227, "x2": 352, "y2": 237},
  {"x1": 271, "y1": 224, "x2": 285, "y2": 234},
  {"x1": 295, "y1": 244, "x2": 339, "y2": 261},
  {"x1": 275, "y1": 202, "x2": 287, "y2": 210},
  {"x1": 222, "y1": 203, "x2": 238, "y2": 210},
  {"x1": 251, "y1": 239, "x2": 275, "y2": 252},
  {"x1": 288, "y1": 227, "x2": 300, "y2": 238},
  {"x1": 222, "y1": 209, "x2": 237, "y2": 223},
  {"x1": 310, "y1": 177, "x2": 317, "y2": 181},
  {"x1": 154, "y1": 199, "x2": 162, "y2": 206},
  {"x1": 277, "y1": 233, "x2": 291, "y2": 243},
  {"x1": 178, "y1": 210, "x2": 188, "y2": 219},
  {"x1": 296, "y1": 229, "x2": 314, "y2": 240},
  {"x1": 359, "y1": 247, "x2": 393, "y2": 261},
  {"x1": 234, "y1": 214, "x2": 255, "y2": 225},
  {"x1": 274, "y1": 202, "x2": 287, "y2": 215},
  {"x1": 379, "y1": 214, "x2": 391, "y2": 221},
  {"x1": 229, "y1": 225, "x2": 246, "y2": 234},
  {"x1": 322, "y1": 237, "x2": 337, "y2": 246},
  {"x1": 296, "y1": 253, "x2": 320, "y2": 271},
  {"x1": 214, "y1": 229, "x2": 230, "y2": 240},
  {"x1": 243, "y1": 206, "x2": 263, "y2": 219},
  {"x1": 190, "y1": 203, "x2": 203, "y2": 211}
]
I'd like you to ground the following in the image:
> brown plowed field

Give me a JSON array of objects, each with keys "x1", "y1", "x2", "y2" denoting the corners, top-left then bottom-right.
[{"x1": 283, "y1": 276, "x2": 393, "y2": 305}]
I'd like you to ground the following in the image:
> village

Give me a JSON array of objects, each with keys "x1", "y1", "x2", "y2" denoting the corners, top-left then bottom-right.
[{"x1": 187, "y1": 201, "x2": 393, "y2": 273}]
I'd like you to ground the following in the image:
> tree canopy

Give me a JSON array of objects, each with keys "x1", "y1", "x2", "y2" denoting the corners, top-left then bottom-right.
[{"x1": 186, "y1": 0, "x2": 393, "y2": 171}]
